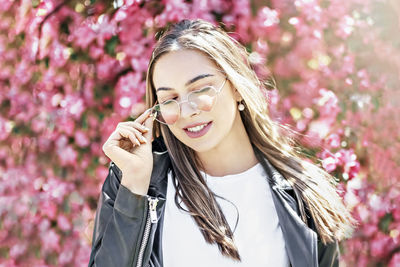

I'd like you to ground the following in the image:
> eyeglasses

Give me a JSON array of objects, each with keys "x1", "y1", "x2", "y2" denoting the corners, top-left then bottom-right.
[{"x1": 148, "y1": 78, "x2": 228, "y2": 125}]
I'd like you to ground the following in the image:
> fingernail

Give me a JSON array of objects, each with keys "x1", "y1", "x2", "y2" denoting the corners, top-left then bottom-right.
[{"x1": 135, "y1": 140, "x2": 140, "y2": 146}]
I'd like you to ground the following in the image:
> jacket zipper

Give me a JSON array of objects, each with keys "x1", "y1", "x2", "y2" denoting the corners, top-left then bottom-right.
[{"x1": 136, "y1": 196, "x2": 159, "y2": 267}]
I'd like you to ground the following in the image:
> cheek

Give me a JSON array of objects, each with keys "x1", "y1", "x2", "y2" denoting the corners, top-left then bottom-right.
[
  {"x1": 214, "y1": 95, "x2": 237, "y2": 122},
  {"x1": 162, "y1": 113, "x2": 179, "y2": 125},
  {"x1": 196, "y1": 95, "x2": 215, "y2": 111},
  {"x1": 167, "y1": 124, "x2": 183, "y2": 141}
]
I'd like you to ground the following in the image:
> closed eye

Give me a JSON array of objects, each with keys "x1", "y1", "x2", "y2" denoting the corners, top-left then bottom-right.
[
  {"x1": 195, "y1": 86, "x2": 213, "y2": 93},
  {"x1": 160, "y1": 97, "x2": 178, "y2": 104},
  {"x1": 159, "y1": 84, "x2": 214, "y2": 104}
]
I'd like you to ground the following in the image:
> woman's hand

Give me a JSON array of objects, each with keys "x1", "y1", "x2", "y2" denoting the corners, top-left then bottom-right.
[{"x1": 102, "y1": 109, "x2": 155, "y2": 195}]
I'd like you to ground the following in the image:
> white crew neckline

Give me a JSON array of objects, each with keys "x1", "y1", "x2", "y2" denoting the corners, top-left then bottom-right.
[{"x1": 200, "y1": 162, "x2": 263, "y2": 183}]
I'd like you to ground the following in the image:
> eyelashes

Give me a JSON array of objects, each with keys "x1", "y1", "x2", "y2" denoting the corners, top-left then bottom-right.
[{"x1": 158, "y1": 84, "x2": 214, "y2": 103}]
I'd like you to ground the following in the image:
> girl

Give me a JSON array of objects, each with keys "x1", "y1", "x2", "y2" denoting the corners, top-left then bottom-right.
[{"x1": 89, "y1": 19, "x2": 354, "y2": 267}]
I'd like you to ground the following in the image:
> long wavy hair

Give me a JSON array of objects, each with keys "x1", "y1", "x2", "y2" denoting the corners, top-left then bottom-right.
[{"x1": 145, "y1": 18, "x2": 355, "y2": 261}]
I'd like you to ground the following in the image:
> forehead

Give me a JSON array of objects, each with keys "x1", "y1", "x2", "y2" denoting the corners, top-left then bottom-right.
[{"x1": 152, "y1": 49, "x2": 220, "y2": 89}]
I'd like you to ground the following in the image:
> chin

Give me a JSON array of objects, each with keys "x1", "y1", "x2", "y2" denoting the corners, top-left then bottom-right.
[
  {"x1": 170, "y1": 126, "x2": 223, "y2": 153},
  {"x1": 180, "y1": 137, "x2": 219, "y2": 153}
]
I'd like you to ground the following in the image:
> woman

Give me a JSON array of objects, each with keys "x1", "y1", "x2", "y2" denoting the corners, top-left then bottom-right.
[{"x1": 89, "y1": 19, "x2": 355, "y2": 267}]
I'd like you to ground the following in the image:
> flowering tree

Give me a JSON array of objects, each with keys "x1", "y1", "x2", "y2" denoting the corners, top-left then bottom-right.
[{"x1": 0, "y1": 0, "x2": 399, "y2": 266}]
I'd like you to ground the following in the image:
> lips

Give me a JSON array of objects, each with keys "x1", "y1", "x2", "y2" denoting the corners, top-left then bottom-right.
[{"x1": 183, "y1": 121, "x2": 213, "y2": 138}]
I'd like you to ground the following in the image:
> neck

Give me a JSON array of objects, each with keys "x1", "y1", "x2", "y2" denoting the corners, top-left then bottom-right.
[{"x1": 196, "y1": 117, "x2": 258, "y2": 177}]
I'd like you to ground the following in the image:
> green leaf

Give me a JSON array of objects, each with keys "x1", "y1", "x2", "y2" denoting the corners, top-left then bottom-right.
[
  {"x1": 378, "y1": 213, "x2": 393, "y2": 233},
  {"x1": 32, "y1": 0, "x2": 40, "y2": 8},
  {"x1": 105, "y1": 35, "x2": 119, "y2": 56}
]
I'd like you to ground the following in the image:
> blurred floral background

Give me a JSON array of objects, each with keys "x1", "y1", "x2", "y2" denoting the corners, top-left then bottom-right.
[{"x1": 0, "y1": 0, "x2": 399, "y2": 266}]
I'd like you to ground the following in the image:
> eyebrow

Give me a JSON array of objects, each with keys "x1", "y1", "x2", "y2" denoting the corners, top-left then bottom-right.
[{"x1": 155, "y1": 73, "x2": 214, "y2": 93}]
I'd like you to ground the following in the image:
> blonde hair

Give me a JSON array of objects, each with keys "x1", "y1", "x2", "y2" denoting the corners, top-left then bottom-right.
[{"x1": 145, "y1": 19, "x2": 355, "y2": 261}]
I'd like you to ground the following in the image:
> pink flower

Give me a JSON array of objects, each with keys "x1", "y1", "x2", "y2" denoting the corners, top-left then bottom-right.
[
  {"x1": 337, "y1": 149, "x2": 360, "y2": 180},
  {"x1": 41, "y1": 229, "x2": 60, "y2": 253},
  {"x1": 325, "y1": 133, "x2": 341, "y2": 148},
  {"x1": 56, "y1": 116, "x2": 76, "y2": 136},
  {"x1": 57, "y1": 145, "x2": 78, "y2": 167},
  {"x1": 251, "y1": 7, "x2": 280, "y2": 39},
  {"x1": 389, "y1": 253, "x2": 400, "y2": 267},
  {"x1": 0, "y1": 116, "x2": 12, "y2": 141},
  {"x1": 9, "y1": 242, "x2": 27, "y2": 259},
  {"x1": 97, "y1": 55, "x2": 121, "y2": 81},
  {"x1": 41, "y1": 200, "x2": 58, "y2": 220},
  {"x1": 363, "y1": 223, "x2": 378, "y2": 237},
  {"x1": 73, "y1": 23, "x2": 97, "y2": 49},
  {"x1": 74, "y1": 130, "x2": 90, "y2": 148},
  {"x1": 320, "y1": 150, "x2": 339, "y2": 172},
  {"x1": 315, "y1": 88, "x2": 340, "y2": 120},
  {"x1": 89, "y1": 45, "x2": 104, "y2": 60},
  {"x1": 370, "y1": 232, "x2": 391, "y2": 259},
  {"x1": 59, "y1": 248, "x2": 74, "y2": 265},
  {"x1": 57, "y1": 214, "x2": 72, "y2": 232}
]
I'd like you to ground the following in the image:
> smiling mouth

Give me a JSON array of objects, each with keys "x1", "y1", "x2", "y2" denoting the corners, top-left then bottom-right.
[
  {"x1": 186, "y1": 123, "x2": 209, "y2": 132},
  {"x1": 183, "y1": 121, "x2": 213, "y2": 138}
]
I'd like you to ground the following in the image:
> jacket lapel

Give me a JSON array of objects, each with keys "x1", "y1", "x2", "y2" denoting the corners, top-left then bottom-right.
[{"x1": 258, "y1": 155, "x2": 318, "y2": 267}]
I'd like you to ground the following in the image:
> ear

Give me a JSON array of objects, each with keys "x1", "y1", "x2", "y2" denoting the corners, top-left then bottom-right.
[{"x1": 233, "y1": 90, "x2": 243, "y2": 102}]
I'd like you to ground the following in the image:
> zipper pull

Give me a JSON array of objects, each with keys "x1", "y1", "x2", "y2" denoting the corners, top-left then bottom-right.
[{"x1": 148, "y1": 197, "x2": 159, "y2": 223}]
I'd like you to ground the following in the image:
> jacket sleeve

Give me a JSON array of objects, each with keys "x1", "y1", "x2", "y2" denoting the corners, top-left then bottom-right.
[
  {"x1": 317, "y1": 239, "x2": 340, "y2": 267},
  {"x1": 88, "y1": 162, "x2": 150, "y2": 267}
]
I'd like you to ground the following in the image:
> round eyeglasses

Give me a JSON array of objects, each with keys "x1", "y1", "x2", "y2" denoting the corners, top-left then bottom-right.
[{"x1": 148, "y1": 78, "x2": 228, "y2": 125}]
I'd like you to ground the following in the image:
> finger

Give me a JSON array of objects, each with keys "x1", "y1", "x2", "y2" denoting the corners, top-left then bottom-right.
[
  {"x1": 133, "y1": 108, "x2": 152, "y2": 125},
  {"x1": 118, "y1": 125, "x2": 147, "y2": 144},
  {"x1": 117, "y1": 127, "x2": 141, "y2": 146},
  {"x1": 142, "y1": 114, "x2": 154, "y2": 141},
  {"x1": 119, "y1": 121, "x2": 149, "y2": 133}
]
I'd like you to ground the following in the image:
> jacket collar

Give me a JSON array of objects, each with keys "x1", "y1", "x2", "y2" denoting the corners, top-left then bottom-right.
[{"x1": 149, "y1": 137, "x2": 294, "y2": 191}]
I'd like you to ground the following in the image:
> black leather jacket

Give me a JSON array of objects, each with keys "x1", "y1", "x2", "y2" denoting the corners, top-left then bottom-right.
[{"x1": 89, "y1": 138, "x2": 340, "y2": 267}]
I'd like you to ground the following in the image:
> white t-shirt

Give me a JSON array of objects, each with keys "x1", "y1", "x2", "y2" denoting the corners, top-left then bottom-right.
[{"x1": 162, "y1": 162, "x2": 290, "y2": 267}]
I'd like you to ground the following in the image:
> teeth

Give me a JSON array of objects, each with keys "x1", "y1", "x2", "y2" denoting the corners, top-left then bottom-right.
[{"x1": 187, "y1": 123, "x2": 208, "y2": 132}]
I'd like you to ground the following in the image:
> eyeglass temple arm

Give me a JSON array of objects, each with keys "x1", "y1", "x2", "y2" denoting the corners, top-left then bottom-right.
[{"x1": 217, "y1": 78, "x2": 228, "y2": 93}]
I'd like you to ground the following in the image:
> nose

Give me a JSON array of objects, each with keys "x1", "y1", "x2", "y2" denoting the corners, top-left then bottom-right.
[{"x1": 179, "y1": 100, "x2": 199, "y2": 119}]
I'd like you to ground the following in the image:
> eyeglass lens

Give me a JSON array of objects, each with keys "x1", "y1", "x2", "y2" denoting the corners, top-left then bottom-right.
[{"x1": 153, "y1": 86, "x2": 218, "y2": 125}]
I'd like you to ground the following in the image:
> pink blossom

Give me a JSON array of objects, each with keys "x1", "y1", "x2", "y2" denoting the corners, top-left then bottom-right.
[
  {"x1": 9, "y1": 242, "x2": 27, "y2": 259},
  {"x1": 57, "y1": 145, "x2": 78, "y2": 167},
  {"x1": 89, "y1": 45, "x2": 104, "y2": 60},
  {"x1": 252, "y1": 7, "x2": 280, "y2": 38},
  {"x1": 325, "y1": 133, "x2": 341, "y2": 148},
  {"x1": 389, "y1": 253, "x2": 400, "y2": 267},
  {"x1": 320, "y1": 150, "x2": 339, "y2": 172},
  {"x1": 337, "y1": 149, "x2": 360, "y2": 180},
  {"x1": 97, "y1": 55, "x2": 121, "y2": 81},
  {"x1": 0, "y1": 116, "x2": 12, "y2": 141},
  {"x1": 75, "y1": 130, "x2": 90, "y2": 147},
  {"x1": 315, "y1": 88, "x2": 340, "y2": 119},
  {"x1": 370, "y1": 232, "x2": 391, "y2": 258},
  {"x1": 57, "y1": 215, "x2": 72, "y2": 232},
  {"x1": 41, "y1": 229, "x2": 60, "y2": 253},
  {"x1": 58, "y1": 248, "x2": 74, "y2": 265},
  {"x1": 41, "y1": 200, "x2": 58, "y2": 220},
  {"x1": 73, "y1": 23, "x2": 97, "y2": 49}
]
